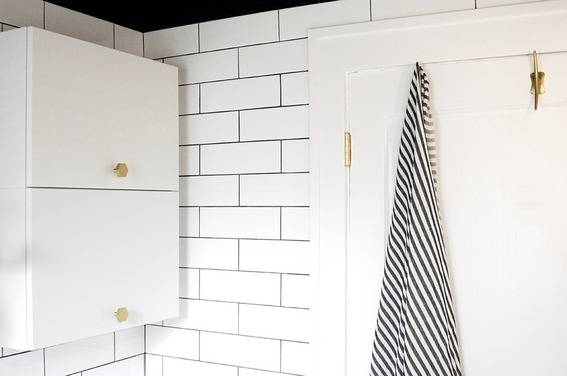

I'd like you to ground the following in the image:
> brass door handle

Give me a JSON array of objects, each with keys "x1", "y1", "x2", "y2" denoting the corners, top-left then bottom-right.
[
  {"x1": 113, "y1": 163, "x2": 128, "y2": 177},
  {"x1": 114, "y1": 307, "x2": 129, "y2": 322}
]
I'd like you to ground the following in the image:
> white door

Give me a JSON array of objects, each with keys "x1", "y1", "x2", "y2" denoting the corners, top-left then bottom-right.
[
  {"x1": 346, "y1": 54, "x2": 567, "y2": 376},
  {"x1": 309, "y1": 2, "x2": 567, "y2": 376}
]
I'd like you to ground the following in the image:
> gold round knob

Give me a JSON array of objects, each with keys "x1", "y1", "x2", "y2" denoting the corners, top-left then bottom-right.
[
  {"x1": 114, "y1": 307, "x2": 129, "y2": 322},
  {"x1": 113, "y1": 163, "x2": 128, "y2": 177}
]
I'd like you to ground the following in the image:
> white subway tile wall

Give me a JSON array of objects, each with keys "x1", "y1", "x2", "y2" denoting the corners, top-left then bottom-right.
[
  {"x1": 142, "y1": 1, "x2": 487, "y2": 375},
  {"x1": 0, "y1": 3, "x2": 146, "y2": 375}
]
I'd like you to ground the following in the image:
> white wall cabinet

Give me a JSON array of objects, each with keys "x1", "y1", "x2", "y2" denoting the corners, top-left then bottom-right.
[{"x1": 0, "y1": 27, "x2": 179, "y2": 350}]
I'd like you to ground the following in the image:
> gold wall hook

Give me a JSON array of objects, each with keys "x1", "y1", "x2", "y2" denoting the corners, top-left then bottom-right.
[
  {"x1": 113, "y1": 163, "x2": 128, "y2": 177},
  {"x1": 530, "y1": 51, "x2": 545, "y2": 110}
]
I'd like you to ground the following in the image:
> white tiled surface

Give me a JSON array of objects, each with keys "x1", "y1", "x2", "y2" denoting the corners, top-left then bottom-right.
[
  {"x1": 476, "y1": 0, "x2": 546, "y2": 6},
  {"x1": 179, "y1": 112, "x2": 239, "y2": 145},
  {"x1": 44, "y1": 333, "x2": 114, "y2": 376},
  {"x1": 180, "y1": 237, "x2": 239, "y2": 269},
  {"x1": 144, "y1": 24, "x2": 199, "y2": 59},
  {"x1": 114, "y1": 25, "x2": 143, "y2": 56},
  {"x1": 179, "y1": 145, "x2": 199, "y2": 175},
  {"x1": 239, "y1": 39, "x2": 308, "y2": 77},
  {"x1": 0, "y1": 0, "x2": 43, "y2": 28},
  {"x1": 372, "y1": 0, "x2": 474, "y2": 19},
  {"x1": 180, "y1": 175, "x2": 239, "y2": 206},
  {"x1": 200, "y1": 207, "x2": 280, "y2": 239},
  {"x1": 239, "y1": 239, "x2": 309, "y2": 274},
  {"x1": 240, "y1": 106, "x2": 309, "y2": 141},
  {"x1": 146, "y1": 326, "x2": 199, "y2": 360},
  {"x1": 239, "y1": 173, "x2": 309, "y2": 206},
  {"x1": 281, "y1": 71, "x2": 309, "y2": 105},
  {"x1": 0, "y1": 350, "x2": 44, "y2": 376},
  {"x1": 239, "y1": 305, "x2": 310, "y2": 341},
  {"x1": 282, "y1": 139, "x2": 310, "y2": 172},
  {"x1": 83, "y1": 356, "x2": 144, "y2": 376},
  {"x1": 163, "y1": 356, "x2": 237, "y2": 376},
  {"x1": 281, "y1": 341, "x2": 310, "y2": 375},
  {"x1": 200, "y1": 141, "x2": 281, "y2": 175},
  {"x1": 200, "y1": 332, "x2": 280, "y2": 371},
  {"x1": 179, "y1": 207, "x2": 199, "y2": 237},
  {"x1": 200, "y1": 270, "x2": 280, "y2": 305},
  {"x1": 165, "y1": 299, "x2": 238, "y2": 333},
  {"x1": 145, "y1": 354, "x2": 163, "y2": 376},
  {"x1": 115, "y1": 327, "x2": 145, "y2": 360},
  {"x1": 165, "y1": 49, "x2": 238, "y2": 84},
  {"x1": 282, "y1": 274, "x2": 311, "y2": 308},
  {"x1": 45, "y1": 3, "x2": 114, "y2": 48},
  {"x1": 281, "y1": 207, "x2": 309, "y2": 240},
  {"x1": 200, "y1": 76, "x2": 281, "y2": 112},
  {"x1": 199, "y1": 11, "x2": 279, "y2": 51},
  {"x1": 180, "y1": 268, "x2": 199, "y2": 299},
  {"x1": 179, "y1": 85, "x2": 200, "y2": 115}
]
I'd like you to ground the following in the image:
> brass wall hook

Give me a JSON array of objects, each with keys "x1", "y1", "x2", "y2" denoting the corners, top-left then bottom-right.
[{"x1": 530, "y1": 51, "x2": 545, "y2": 110}]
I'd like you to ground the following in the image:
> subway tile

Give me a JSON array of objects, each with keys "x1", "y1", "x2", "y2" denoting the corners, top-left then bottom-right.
[
  {"x1": 282, "y1": 139, "x2": 309, "y2": 172},
  {"x1": 200, "y1": 11, "x2": 279, "y2": 51},
  {"x1": 239, "y1": 369, "x2": 287, "y2": 376},
  {"x1": 200, "y1": 332, "x2": 280, "y2": 371},
  {"x1": 201, "y1": 141, "x2": 280, "y2": 175},
  {"x1": 240, "y1": 106, "x2": 309, "y2": 141},
  {"x1": 1, "y1": 348, "x2": 26, "y2": 356},
  {"x1": 179, "y1": 85, "x2": 200, "y2": 115},
  {"x1": 240, "y1": 173, "x2": 309, "y2": 206},
  {"x1": 179, "y1": 238, "x2": 239, "y2": 269},
  {"x1": 281, "y1": 341, "x2": 310, "y2": 375},
  {"x1": 163, "y1": 356, "x2": 237, "y2": 376},
  {"x1": 200, "y1": 270, "x2": 280, "y2": 305},
  {"x1": 45, "y1": 3, "x2": 114, "y2": 48},
  {"x1": 282, "y1": 274, "x2": 311, "y2": 308},
  {"x1": 279, "y1": 0, "x2": 370, "y2": 40},
  {"x1": 0, "y1": 350, "x2": 43, "y2": 376},
  {"x1": 114, "y1": 326, "x2": 144, "y2": 360},
  {"x1": 239, "y1": 39, "x2": 307, "y2": 77},
  {"x1": 0, "y1": 0, "x2": 43, "y2": 28},
  {"x1": 83, "y1": 355, "x2": 144, "y2": 376},
  {"x1": 200, "y1": 207, "x2": 280, "y2": 239},
  {"x1": 201, "y1": 76, "x2": 280, "y2": 112},
  {"x1": 180, "y1": 175, "x2": 239, "y2": 206},
  {"x1": 44, "y1": 333, "x2": 114, "y2": 376},
  {"x1": 179, "y1": 207, "x2": 199, "y2": 237},
  {"x1": 281, "y1": 207, "x2": 309, "y2": 240},
  {"x1": 240, "y1": 305, "x2": 310, "y2": 342},
  {"x1": 372, "y1": 0, "x2": 473, "y2": 20},
  {"x1": 146, "y1": 326, "x2": 199, "y2": 360},
  {"x1": 281, "y1": 72, "x2": 309, "y2": 105},
  {"x1": 179, "y1": 112, "x2": 239, "y2": 145},
  {"x1": 114, "y1": 25, "x2": 143, "y2": 56},
  {"x1": 239, "y1": 239, "x2": 309, "y2": 274},
  {"x1": 2, "y1": 24, "x2": 17, "y2": 31},
  {"x1": 165, "y1": 299, "x2": 238, "y2": 334},
  {"x1": 144, "y1": 24, "x2": 199, "y2": 59},
  {"x1": 145, "y1": 354, "x2": 163, "y2": 376},
  {"x1": 165, "y1": 49, "x2": 238, "y2": 84},
  {"x1": 180, "y1": 268, "x2": 199, "y2": 299},
  {"x1": 179, "y1": 145, "x2": 199, "y2": 175}
]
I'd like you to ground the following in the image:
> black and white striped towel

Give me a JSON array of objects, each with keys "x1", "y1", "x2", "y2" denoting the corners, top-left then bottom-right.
[{"x1": 370, "y1": 63, "x2": 463, "y2": 376}]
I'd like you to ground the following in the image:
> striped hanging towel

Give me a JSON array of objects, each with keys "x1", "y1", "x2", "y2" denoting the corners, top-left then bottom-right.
[{"x1": 370, "y1": 63, "x2": 462, "y2": 376}]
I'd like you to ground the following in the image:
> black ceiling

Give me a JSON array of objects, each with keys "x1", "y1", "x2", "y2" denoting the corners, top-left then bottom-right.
[{"x1": 48, "y1": 0, "x2": 336, "y2": 32}]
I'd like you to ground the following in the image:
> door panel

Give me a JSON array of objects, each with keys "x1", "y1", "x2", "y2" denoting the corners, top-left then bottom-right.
[
  {"x1": 29, "y1": 188, "x2": 179, "y2": 348},
  {"x1": 28, "y1": 28, "x2": 178, "y2": 191},
  {"x1": 347, "y1": 53, "x2": 567, "y2": 375}
]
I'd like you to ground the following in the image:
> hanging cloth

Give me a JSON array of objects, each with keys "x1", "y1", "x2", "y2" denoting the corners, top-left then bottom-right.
[{"x1": 370, "y1": 63, "x2": 463, "y2": 376}]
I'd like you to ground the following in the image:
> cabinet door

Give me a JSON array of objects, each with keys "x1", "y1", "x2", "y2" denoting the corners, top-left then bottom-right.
[
  {"x1": 27, "y1": 28, "x2": 178, "y2": 191},
  {"x1": 28, "y1": 188, "x2": 178, "y2": 349}
]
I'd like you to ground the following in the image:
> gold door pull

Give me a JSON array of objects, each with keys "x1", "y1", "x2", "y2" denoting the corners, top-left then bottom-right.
[
  {"x1": 113, "y1": 163, "x2": 128, "y2": 177},
  {"x1": 530, "y1": 51, "x2": 545, "y2": 110},
  {"x1": 114, "y1": 307, "x2": 129, "y2": 322}
]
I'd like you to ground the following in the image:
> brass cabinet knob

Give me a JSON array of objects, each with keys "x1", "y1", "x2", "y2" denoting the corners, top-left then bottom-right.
[
  {"x1": 114, "y1": 307, "x2": 129, "y2": 322},
  {"x1": 113, "y1": 163, "x2": 128, "y2": 177}
]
